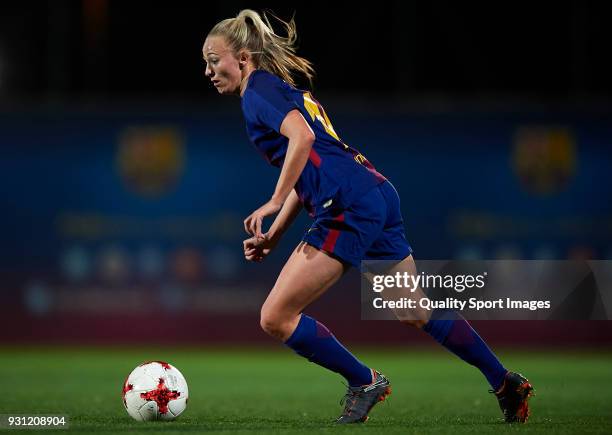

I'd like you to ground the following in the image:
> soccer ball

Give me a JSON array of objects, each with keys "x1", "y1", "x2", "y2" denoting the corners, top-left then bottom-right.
[{"x1": 122, "y1": 360, "x2": 188, "y2": 421}]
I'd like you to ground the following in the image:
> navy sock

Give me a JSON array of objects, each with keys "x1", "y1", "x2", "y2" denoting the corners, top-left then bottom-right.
[
  {"x1": 285, "y1": 314, "x2": 372, "y2": 387},
  {"x1": 423, "y1": 309, "x2": 507, "y2": 390}
]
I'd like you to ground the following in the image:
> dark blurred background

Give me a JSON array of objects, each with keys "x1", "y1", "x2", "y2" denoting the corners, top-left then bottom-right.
[
  {"x1": 2, "y1": 1, "x2": 612, "y2": 100},
  {"x1": 1, "y1": 1, "x2": 611, "y2": 345}
]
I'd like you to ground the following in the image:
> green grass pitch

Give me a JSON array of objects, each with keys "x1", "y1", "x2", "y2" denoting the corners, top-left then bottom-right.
[{"x1": 0, "y1": 346, "x2": 611, "y2": 434}]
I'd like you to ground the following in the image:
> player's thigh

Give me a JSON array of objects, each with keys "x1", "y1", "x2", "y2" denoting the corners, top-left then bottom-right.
[
  {"x1": 375, "y1": 254, "x2": 432, "y2": 327},
  {"x1": 262, "y1": 241, "x2": 348, "y2": 321}
]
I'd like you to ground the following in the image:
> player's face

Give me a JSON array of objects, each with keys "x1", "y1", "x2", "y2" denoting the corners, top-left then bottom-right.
[{"x1": 202, "y1": 36, "x2": 242, "y2": 95}]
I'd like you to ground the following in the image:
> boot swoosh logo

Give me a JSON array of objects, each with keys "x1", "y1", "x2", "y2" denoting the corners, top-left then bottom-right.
[{"x1": 363, "y1": 379, "x2": 387, "y2": 392}]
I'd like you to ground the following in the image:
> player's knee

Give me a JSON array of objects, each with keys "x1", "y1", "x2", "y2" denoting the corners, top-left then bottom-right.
[
  {"x1": 400, "y1": 319, "x2": 428, "y2": 329},
  {"x1": 259, "y1": 309, "x2": 289, "y2": 339}
]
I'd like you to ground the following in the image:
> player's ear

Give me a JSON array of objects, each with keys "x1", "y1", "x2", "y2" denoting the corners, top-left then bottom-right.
[{"x1": 238, "y1": 50, "x2": 249, "y2": 69}]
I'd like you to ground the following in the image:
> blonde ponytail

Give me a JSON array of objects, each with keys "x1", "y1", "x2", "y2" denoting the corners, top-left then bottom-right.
[{"x1": 208, "y1": 9, "x2": 315, "y2": 88}]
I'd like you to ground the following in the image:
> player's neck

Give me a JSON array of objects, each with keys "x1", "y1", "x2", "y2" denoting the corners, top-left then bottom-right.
[{"x1": 239, "y1": 66, "x2": 257, "y2": 97}]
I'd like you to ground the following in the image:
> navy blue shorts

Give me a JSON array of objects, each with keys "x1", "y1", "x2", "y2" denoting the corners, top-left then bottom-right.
[{"x1": 302, "y1": 180, "x2": 412, "y2": 269}]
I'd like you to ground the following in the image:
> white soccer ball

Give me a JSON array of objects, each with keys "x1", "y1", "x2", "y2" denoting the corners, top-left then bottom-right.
[{"x1": 122, "y1": 360, "x2": 188, "y2": 421}]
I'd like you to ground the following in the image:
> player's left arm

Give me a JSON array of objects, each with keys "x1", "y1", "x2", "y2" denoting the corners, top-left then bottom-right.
[{"x1": 244, "y1": 109, "x2": 315, "y2": 238}]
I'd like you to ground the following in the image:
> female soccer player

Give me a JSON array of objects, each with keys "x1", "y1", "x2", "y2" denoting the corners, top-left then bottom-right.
[{"x1": 202, "y1": 9, "x2": 533, "y2": 424}]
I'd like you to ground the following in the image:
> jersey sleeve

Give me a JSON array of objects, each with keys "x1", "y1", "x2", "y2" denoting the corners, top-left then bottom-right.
[{"x1": 245, "y1": 79, "x2": 300, "y2": 133}]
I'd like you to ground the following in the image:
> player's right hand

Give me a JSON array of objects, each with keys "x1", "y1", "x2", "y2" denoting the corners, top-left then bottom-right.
[{"x1": 243, "y1": 233, "x2": 277, "y2": 262}]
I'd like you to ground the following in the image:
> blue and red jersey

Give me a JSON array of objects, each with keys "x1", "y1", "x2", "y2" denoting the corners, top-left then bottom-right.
[{"x1": 241, "y1": 70, "x2": 386, "y2": 217}]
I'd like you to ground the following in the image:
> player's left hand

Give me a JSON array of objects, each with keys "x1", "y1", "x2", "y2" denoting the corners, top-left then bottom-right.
[
  {"x1": 244, "y1": 198, "x2": 283, "y2": 238},
  {"x1": 243, "y1": 233, "x2": 278, "y2": 262}
]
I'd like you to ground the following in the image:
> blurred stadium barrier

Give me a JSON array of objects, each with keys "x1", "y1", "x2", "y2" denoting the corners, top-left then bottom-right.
[{"x1": 1, "y1": 103, "x2": 611, "y2": 344}]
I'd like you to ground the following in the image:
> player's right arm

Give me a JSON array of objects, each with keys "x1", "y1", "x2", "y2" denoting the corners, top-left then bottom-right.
[{"x1": 243, "y1": 189, "x2": 302, "y2": 262}]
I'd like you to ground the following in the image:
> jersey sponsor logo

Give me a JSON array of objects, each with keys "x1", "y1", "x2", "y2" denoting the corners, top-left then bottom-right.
[{"x1": 354, "y1": 153, "x2": 367, "y2": 165}]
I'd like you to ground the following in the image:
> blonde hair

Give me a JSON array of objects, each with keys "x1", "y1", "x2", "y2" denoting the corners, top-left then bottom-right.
[{"x1": 208, "y1": 9, "x2": 315, "y2": 88}]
